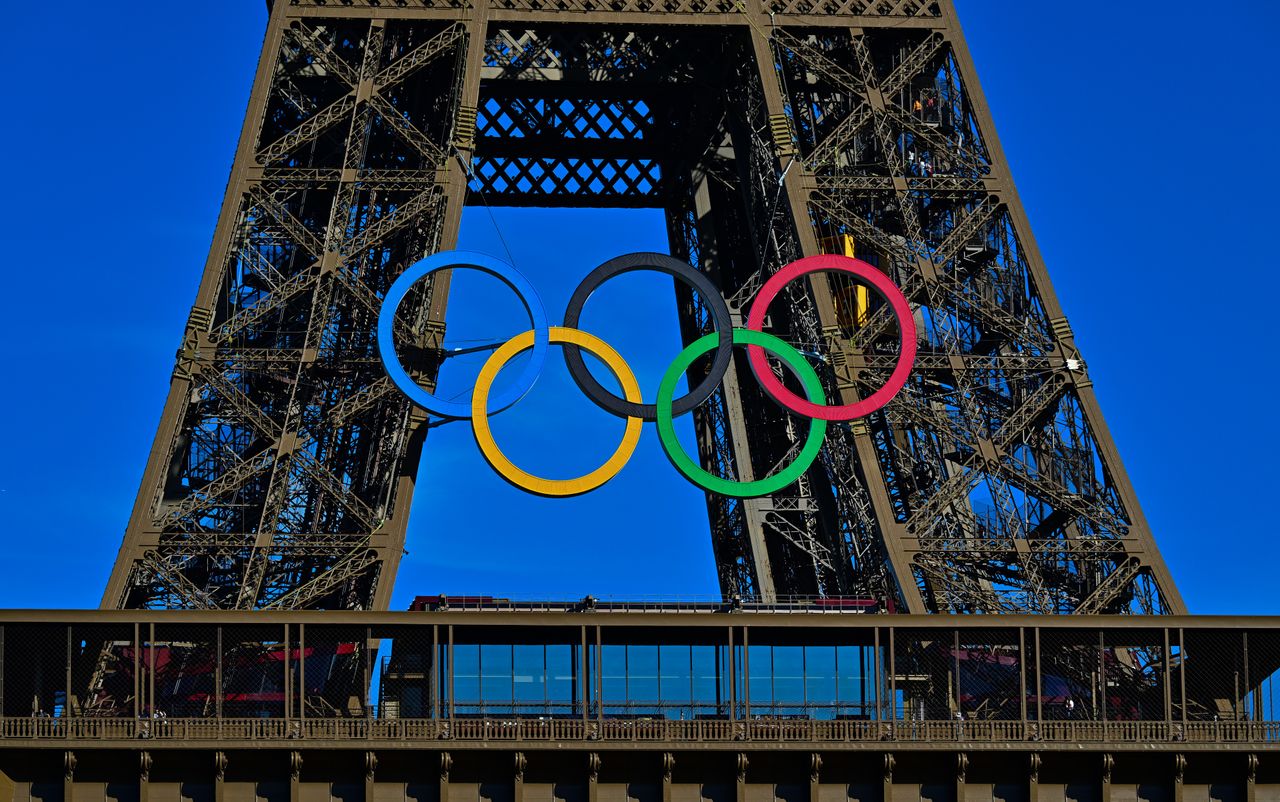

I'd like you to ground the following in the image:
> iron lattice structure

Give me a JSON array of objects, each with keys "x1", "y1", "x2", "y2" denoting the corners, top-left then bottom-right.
[{"x1": 104, "y1": 0, "x2": 1184, "y2": 615}]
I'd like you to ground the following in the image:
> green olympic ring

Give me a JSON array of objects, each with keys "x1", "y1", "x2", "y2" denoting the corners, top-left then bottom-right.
[{"x1": 656, "y1": 328, "x2": 828, "y2": 498}]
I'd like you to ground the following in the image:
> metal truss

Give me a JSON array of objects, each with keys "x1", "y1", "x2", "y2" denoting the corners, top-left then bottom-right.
[
  {"x1": 106, "y1": 16, "x2": 469, "y2": 610},
  {"x1": 106, "y1": 0, "x2": 1182, "y2": 616},
  {"x1": 758, "y1": 18, "x2": 1183, "y2": 613}
]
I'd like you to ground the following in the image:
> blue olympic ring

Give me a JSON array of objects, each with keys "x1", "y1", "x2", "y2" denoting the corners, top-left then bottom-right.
[{"x1": 377, "y1": 251, "x2": 550, "y2": 419}]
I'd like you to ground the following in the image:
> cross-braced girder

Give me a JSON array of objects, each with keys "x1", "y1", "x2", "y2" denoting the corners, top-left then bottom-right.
[{"x1": 106, "y1": 0, "x2": 1182, "y2": 617}]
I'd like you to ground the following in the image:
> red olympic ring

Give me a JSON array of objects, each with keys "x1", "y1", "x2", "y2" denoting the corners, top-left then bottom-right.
[{"x1": 745, "y1": 254, "x2": 917, "y2": 422}]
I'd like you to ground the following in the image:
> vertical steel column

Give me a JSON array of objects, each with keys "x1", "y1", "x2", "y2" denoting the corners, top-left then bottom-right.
[
  {"x1": 1179, "y1": 628, "x2": 1187, "y2": 726},
  {"x1": 1019, "y1": 627, "x2": 1027, "y2": 722},
  {"x1": 889, "y1": 626, "x2": 896, "y2": 723},
  {"x1": 685, "y1": 166, "x2": 775, "y2": 599},
  {"x1": 132, "y1": 623, "x2": 141, "y2": 721},
  {"x1": 953, "y1": 629, "x2": 961, "y2": 716},
  {"x1": 581, "y1": 625, "x2": 589, "y2": 726},
  {"x1": 595, "y1": 626, "x2": 603, "y2": 724},
  {"x1": 299, "y1": 623, "x2": 306, "y2": 722},
  {"x1": 726, "y1": 626, "x2": 735, "y2": 721},
  {"x1": 148, "y1": 622, "x2": 155, "y2": 719},
  {"x1": 874, "y1": 626, "x2": 881, "y2": 721},
  {"x1": 215, "y1": 626, "x2": 223, "y2": 721},
  {"x1": 447, "y1": 625, "x2": 455, "y2": 720},
  {"x1": 431, "y1": 624, "x2": 439, "y2": 720},
  {"x1": 65, "y1": 626, "x2": 72, "y2": 719},
  {"x1": 283, "y1": 624, "x2": 291, "y2": 720},
  {"x1": 365, "y1": 626, "x2": 373, "y2": 720},
  {"x1": 1034, "y1": 628, "x2": 1042, "y2": 723},
  {"x1": 1099, "y1": 630, "x2": 1107, "y2": 726},
  {"x1": 1241, "y1": 632, "x2": 1248, "y2": 724}
]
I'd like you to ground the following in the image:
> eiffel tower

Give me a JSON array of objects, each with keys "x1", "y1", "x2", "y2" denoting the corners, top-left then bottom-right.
[{"x1": 102, "y1": 0, "x2": 1183, "y2": 615}]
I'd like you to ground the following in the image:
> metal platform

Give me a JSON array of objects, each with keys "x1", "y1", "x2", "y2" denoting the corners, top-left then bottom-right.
[{"x1": 1, "y1": 607, "x2": 1276, "y2": 802}]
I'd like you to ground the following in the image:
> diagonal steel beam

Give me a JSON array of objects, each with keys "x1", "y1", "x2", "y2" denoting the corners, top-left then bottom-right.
[
  {"x1": 373, "y1": 23, "x2": 466, "y2": 90},
  {"x1": 881, "y1": 32, "x2": 947, "y2": 97},
  {"x1": 136, "y1": 554, "x2": 218, "y2": 610},
  {"x1": 159, "y1": 451, "x2": 276, "y2": 528},
  {"x1": 261, "y1": 545, "x2": 379, "y2": 611}
]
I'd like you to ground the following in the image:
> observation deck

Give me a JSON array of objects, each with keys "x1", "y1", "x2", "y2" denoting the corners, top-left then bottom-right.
[{"x1": 2, "y1": 605, "x2": 1278, "y2": 802}]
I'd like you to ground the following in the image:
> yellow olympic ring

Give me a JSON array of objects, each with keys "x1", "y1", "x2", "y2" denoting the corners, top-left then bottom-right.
[{"x1": 471, "y1": 326, "x2": 643, "y2": 497}]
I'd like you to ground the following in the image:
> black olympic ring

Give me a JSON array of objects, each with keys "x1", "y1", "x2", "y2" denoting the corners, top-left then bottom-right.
[{"x1": 561, "y1": 252, "x2": 734, "y2": 421}]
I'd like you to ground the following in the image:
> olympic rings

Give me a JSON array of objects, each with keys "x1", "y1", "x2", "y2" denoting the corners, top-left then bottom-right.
[
  {"x1": 562, "y1": 252, "x2": 734, "y2": 421},
  {"x1": 472, "y1": 327, "x2": 643, "y2": 498},
  {"x1": 378, "y1": 251, "x2": 550, "y2": 419},
  {"x1": 377, "y1": 250, "x2": 917, "y2": 498},
  {"x1": 657, "y1": 329, "x2": 827, "y2": 498},
  {"x1": 745, "y1": 254, "x2": 916, "y2": 421}
]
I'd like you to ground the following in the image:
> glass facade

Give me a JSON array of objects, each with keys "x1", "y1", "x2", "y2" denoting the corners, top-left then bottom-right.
[
  {"x1": 8, "y1": 615, "x2": 1272, "y2": 731},
  {"x1": 451, "y1": 643, "x2": 579, "y2": 717},
  {"x1": 380, "y1": 628, "x2": 883, "y2": 721}
]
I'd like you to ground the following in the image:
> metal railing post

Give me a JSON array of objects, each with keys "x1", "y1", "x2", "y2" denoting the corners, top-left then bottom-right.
[
  {"x1": 581, "y1": 625, "x2": 589, "y2": 727},
  {"x1": 431, "y1": 624, "x2": 439, "y2": 721},
  {"x1": 888, "y1": 626, "x2": 896, "y2": 725},
  {"x1": 728, "y1": 625, "x2": 736, "y2": 722},
  {"x1": 1034, "y1": 628, "x2": 1042, "y2": 724},
  {"x1": 283, "y1": 623, "x2": 291, "y2": 721},
  {"x1": 1179, "y1": 628, "x2": 1187, "y2": 728},
  {"x1": 299, "y1": 623, "x2": 306, "y2": 723},
  {"x1": 215, "y1": 626, "x2": 223, "y2": 723},
  {"x1": 148, "y1": 623, "x2": 156, "y2": 720},
  {"x1": 65, "y1": 626, "x2": 72, "y2": 721},
  {"x1": 1019, "y1": 627, "x2": 1027, "y2": 724}
]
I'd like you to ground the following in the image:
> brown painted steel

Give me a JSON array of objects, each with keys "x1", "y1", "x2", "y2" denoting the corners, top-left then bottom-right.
[{"x1": 103, "y1": 0, "x2": 1183, "y2": 616}]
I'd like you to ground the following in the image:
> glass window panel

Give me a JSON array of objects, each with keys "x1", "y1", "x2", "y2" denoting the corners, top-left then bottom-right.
[
  {"x1": 691, "y1": 646, "x2": 720, "y2": 706},
  {"x1": 733, "y1": 645, "x2": 746, "y2": 718},
  {"x1": 805, "y1": 645, "x2": 836, "y2": 718},
  {"x1": 660, "y1": 645, "x2": 692, "y2": 708},
  {"x1": 628, "y1": 645, "x2": 660, "y2": 714},
  {"x1": 513, "y1": 645, "x2": 545, "y2": 707},
  {"x1": 602, "y1": 645, "x2": 627, "y2": 713},
  {"x1": 480, "y1": 644, "x2": 513, "y2": 705},
  {"x1": 838, "y1": 645, "x2": 870, "y2": 718},
  {"x1": 773, "y1": 646, "x2": 805, "y2": 708},
  {"x1": 453, "y1": 644, "x2": 480, "y2": 711},
  {"x1": 547, "y1": 644, "x2": 575, "y2": 712},
  {"x1": 747, "y1": 645, "x2": 773, "y2": 709}
]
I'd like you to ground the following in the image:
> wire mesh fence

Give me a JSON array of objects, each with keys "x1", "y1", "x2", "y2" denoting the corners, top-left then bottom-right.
[
  {"x1": 70, "y1": 623, "x2": 135, "y2": 718},
  {"x1": 1181, "y1": 629, "x2": 1246, "y2": 722},
  {"x1": 220, "y1": 624, "x2": 286, "y2": 719},
  {"x1": 293, "y1": 624, "x2": 366, "y2": 719},
  {"x1": 1244, "y1": 627, "x2": 1280, "y2": 724},
  {"x1": 1101, "y1": 628, "x2": 1167, "y2": 722},
  {"x1": 1036, "y1": 627, "x2": 1103, "y2": 721},
  {"x1": 893, "y1": 627, "x2": 955, "y2": 721},
  {"x1": 955, "y1": 628, "x2": 1021, "y2": 721},
  {"x1": 2, "y1": 624, "x2": 67, "y2": 718}
]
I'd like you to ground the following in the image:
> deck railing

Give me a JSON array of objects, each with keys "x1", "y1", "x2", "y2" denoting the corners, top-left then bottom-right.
[{"x1": 3, "y1": 716, "x2": 1278, "y2": 745}]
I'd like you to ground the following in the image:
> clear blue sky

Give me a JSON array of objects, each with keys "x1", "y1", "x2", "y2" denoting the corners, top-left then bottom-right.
[{"x1": 0, "y1": 2, "x2": 1275, "y2": 613}]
